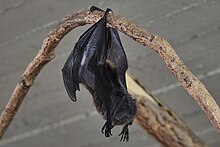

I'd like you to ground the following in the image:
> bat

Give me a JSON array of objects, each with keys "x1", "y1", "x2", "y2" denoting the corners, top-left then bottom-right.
[{"x1": 62, "y1": 6, "x2": 137, "y2": 142}]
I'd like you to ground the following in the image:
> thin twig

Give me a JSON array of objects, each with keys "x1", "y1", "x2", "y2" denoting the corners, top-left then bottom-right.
[{"x1": 0, "y1": 9, "x2": 219, "y2": 140}]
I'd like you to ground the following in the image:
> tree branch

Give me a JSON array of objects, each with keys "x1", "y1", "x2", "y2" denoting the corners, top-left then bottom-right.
[
  {"x1": 0, "y1": 10, "x2": 92, "y2": 139},
  {"x1": 127, "y1": 73, "x2": 206, "y2": 146},
  {"x1": 104, "y1": 12, "x2": 220, "y2": 132},
  {"x1": 0, "y1": 9, "x2": 218, "y2": 146}
]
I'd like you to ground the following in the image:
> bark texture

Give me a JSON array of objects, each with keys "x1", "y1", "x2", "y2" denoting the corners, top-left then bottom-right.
[{"x1": 127, "y1": 73, "x2": 206, "y2": 147}]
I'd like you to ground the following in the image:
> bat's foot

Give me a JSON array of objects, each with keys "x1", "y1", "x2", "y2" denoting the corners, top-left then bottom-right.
[
  {"x1": 101, "y1": 122, "x2": 113, "y2": 137},
  {"x1": 90, "y1": 6, "x2": 113, "y2": 15},
  {"x1": 119, "y1": 125, "x2": 129, "y2": 142},
  {"x1": 90, "y1": 6, "x2": 104, "y2": 12}
]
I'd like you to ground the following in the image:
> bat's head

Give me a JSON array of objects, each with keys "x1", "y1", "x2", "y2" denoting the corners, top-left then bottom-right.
[{"x1": 111, "y1": 95, "x2": 137, "y2": 126}]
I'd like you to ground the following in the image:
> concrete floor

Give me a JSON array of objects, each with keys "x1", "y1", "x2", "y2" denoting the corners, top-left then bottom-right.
[{"x1": 0, "y1": 0, "x2": 220, "y2": 146}]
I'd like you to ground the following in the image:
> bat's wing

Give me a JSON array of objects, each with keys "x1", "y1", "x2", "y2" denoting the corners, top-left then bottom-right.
[
  {"x1": 84, "y1": 12, "x2": 129, "y2": 118},
  {"x1": 104, "y1": 62, "x2": 136, "y2": 141},
  {"x1": 87, "y1": 50, "x2": 117, "y2": 137},
  {"x1": 107, "y1": 28, "x2": 128, "y2": 87},
  {"x1": 62, "y1": 17, "x2": 107, "y2": 101},
  {"x1": 87, "y1": 28, "x2": 111, "y2": 106},
  {"x1": 105, "y1": 28, "x2": 136, "y2": 141},
  {"x1": 90, "y1": 58, "x2": 133, "y2": 138}
]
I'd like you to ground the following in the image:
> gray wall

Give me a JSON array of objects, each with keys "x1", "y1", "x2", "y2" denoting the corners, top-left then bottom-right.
[{"x1": 0, "y1": 0, "x2": 220, "y2": 146}]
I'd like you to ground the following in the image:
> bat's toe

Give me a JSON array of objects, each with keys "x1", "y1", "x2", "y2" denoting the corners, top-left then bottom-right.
[
  {"x1": 119, "y1": 125, "x2": 129, "y2": 142},
  {"x1": 101, "y1": 121, "x2": 113, "y2": 138}
]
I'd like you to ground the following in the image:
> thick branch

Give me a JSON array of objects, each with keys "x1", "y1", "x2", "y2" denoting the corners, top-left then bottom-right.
[
  {"x1": 126, "y1": 73, "x2": 206, "y2": 147},
  {"x1": 0, "y1": 9, "x2": 218, "y2": 146}
]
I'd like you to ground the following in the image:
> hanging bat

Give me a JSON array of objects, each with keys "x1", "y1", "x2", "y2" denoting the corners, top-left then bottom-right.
[{"x1": 62, "y1": 6, "x2": 137, "y2": 142}]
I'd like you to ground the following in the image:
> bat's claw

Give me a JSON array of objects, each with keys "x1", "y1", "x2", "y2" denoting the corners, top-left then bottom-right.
[
  {"x1": 105, "y1": 8, "x2": 113, "y2": 15},
  {"x1": 90, "y1": 6, "x2": 113, "y2": 15},
  {"x1": 90, "y1": 6, "x2": 104, "y2": 12},
  {"x1": 101, "y1": 122, "x2": 113, "y2": 137},
  {"x1": 119, "y1": 125, "x2": 129, "y2": 142}
]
